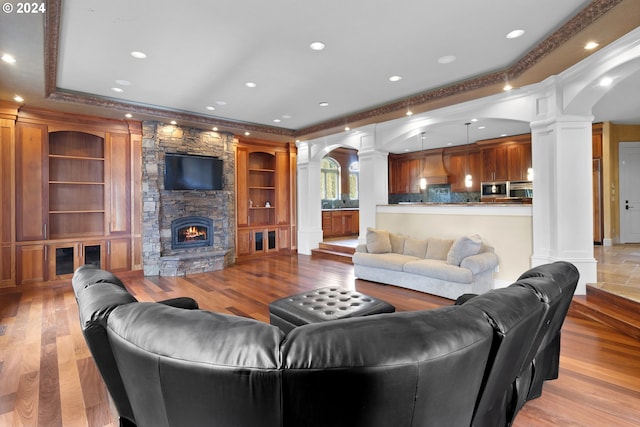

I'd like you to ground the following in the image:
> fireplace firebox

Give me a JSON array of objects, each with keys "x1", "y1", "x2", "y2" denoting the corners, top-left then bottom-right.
[{"x1": 171, "y1": 216, "x2": 213, "y2": 250}]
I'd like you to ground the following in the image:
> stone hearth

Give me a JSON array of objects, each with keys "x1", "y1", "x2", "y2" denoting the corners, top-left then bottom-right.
[{"x1": 141, "y1": 122, "x2": 235, "y2": 276}]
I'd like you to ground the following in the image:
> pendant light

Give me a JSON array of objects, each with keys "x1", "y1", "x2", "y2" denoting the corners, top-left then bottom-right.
[
  {"x1": 464, "y1": 122, "x2": 473, "y2": 188},
  {"x1": 419, "y1": 132, "x2": 427, "y2": 190}
]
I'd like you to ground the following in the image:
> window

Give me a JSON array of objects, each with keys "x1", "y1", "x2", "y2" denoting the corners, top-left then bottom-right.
[
  {"x1": 349, "y1": 161, "x2": 359, "y2": 200},
  {"x1": 321, "y1": 157, "x2": 340, "y2": 200}
]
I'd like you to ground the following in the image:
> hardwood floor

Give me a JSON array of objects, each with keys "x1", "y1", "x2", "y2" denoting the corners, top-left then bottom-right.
[{"x1": 1, "y1": 254, "x2": 640, "y2": 426}]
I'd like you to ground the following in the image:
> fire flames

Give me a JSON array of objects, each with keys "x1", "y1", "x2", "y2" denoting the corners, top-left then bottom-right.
[{"x1": 180, "y1": 226, "x2": 207, "y2": 241}]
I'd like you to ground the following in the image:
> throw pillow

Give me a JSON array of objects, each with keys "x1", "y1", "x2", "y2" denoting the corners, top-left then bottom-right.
[
  {"x1": 366, "y1": 227, "x2": 392, "y2": 253},
  {"x1": 389, "y1": 233, "x2": 406, "y2": 254},
  {"x1": 403, "y1": 237, "x2": 428, "y2": 258},
  {"x1": 425, "y1": 238, "x2": 454, "y2": 260},
  {"x1": 447, "y1": 234, "x2": 483, "y2": 266}
]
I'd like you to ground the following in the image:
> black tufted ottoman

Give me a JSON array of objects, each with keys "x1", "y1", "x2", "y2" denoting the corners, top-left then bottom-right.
[{"x1": 269, "y1": 286, "x2": 396, "y2": 333}]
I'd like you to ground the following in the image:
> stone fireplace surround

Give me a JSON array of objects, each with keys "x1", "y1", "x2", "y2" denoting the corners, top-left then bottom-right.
[{"x1": 142, "y1": 122, "x2": 236, "y2": 276}]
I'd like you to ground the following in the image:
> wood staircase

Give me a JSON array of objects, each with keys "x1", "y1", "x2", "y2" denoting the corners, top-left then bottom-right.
[
  {"x1": 311, "y1": 241, "x2": 356, "y2": 263},
  {"x1": 571, "y1": 285, "x2": 640, "y2": 340}
]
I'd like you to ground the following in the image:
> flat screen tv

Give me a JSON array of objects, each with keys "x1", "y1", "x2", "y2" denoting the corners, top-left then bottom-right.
[{"x1": 164, "y1": 153, "x2": 223, "y2": 190}]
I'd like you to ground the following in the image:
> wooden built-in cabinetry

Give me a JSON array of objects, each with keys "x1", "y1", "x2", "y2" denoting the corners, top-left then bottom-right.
[
  {"x1": 1, "y1": 106, "x2": 141, "y2": 285},
  {"x1": 389, "y1": 133, "x2": 532, "y2": 195},
  {"x1": 236, "y1": 139, "x2": 296, "y2": 259},
  {"x1": 322, "y1": 209, "x2": 359, "y2": 238}
]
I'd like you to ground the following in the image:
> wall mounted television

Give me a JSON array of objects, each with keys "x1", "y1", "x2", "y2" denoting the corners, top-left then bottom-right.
[{"x1": 164, "y1": 153, "x2": 223, "y2": 190}]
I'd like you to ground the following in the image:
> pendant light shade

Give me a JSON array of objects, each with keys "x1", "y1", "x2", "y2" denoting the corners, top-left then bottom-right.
[
  {"x1": 419, "y1": 132, "x2": 427, "y2": 190},
  {"x1": 464, "y1": 122, "x2": 473, "y2": 188}
]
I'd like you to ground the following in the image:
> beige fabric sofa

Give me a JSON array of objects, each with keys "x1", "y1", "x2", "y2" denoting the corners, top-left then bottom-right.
[{"x1": 353, "y1": 228, "x2": 499, "y2": 300}]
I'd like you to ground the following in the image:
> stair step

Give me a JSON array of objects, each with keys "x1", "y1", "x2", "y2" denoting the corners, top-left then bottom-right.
[
  {"x1": 570, "y1": 285, "x2": 640, "y2": 340},
  {"x1": 318, "y1": 242, "x2": 356, "y2": 255},
  {"x1": 311, "y1": 247, "x2": 354, "y2": 264}
]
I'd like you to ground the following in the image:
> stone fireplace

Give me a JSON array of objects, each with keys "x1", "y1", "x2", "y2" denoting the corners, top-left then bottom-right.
[
  {"x1": 171, "y1": 216, "x2": 213, "y2": 250},
  {"x1": 141, "y1": 122, "x2": 236, "y2": 276}
]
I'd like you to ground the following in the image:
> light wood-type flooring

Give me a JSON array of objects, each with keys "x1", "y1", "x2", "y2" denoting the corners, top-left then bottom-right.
[{"x1": 1, "y1": 253, "x2": 640, "y2": 426}]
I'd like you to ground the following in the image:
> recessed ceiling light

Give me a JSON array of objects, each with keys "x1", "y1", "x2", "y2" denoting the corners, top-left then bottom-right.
[
  {"x1": 389, "y1": 75, "x2": 403, "y2": 82},
  {"x1": 212, "y1": 127, "x2": 219, "y2": 131},
  {"x1": 111, "y1": 87, "x2": 124, "y2": 93},
  {"x1": 503, "y1": 83, "x2": 513, "y2": 91},
  {"x1": 13, "y1": 95, "x2": 24, "y2": 103},
  {"x1": 2, "y1": 54, "x2": 16, "y2": 64},
  {"x1": 115, "y1": 79, "x2": 131, "y2": 86},
  {"x1": 506, "y1": 29, "x2": 525, "y2": 39},
  {"x1": 282, "y1": 114, "x2": 292, "y2": 119},
  {"x1": 319, "y1": 102, "x2": 329, "y2": 107},
  {"x1": 437, "y1": 55, "x2": 456, "y2": 64},
  {"x1": 406, "y1": 110, "x2": 413, "y2": 116},
  {"x1": 124, "y1": 113, "x2": 133, "y2": 119},
  {"x1": 471, "y1": 118, "x2": 478, "y2": 122},
  {"x1": 216, "y1": 101, "x2": 227, "y2": 106},
  {"x1": 273, "y1": 119, "x2": 281, "y2": 123},
  {"x1": 130, "y1": 51, "x2": 147, "y2": 59},
  {"x1": 344, "y1": 126, "x2": 350, "y2": 131},
  {"x1": 310, "y1": 42, "x2": 326, "y2": 51},
  {"x1": 206, "y1": 106, "x2": 216, "y2": 111},
  {"x1": 245, "y1": 82, "x2": 257, "y2": 88},
  {"x1": 170, "y1": 120, "x2": 177, "y2": 125},
  {"x1": 244, "y1": 131, "x2": 250, "y2": 136},
  {"x1": 478, "y1": 126, "x2": 486, "y2": 130},
  {"x1": 599, "y1": 77, "x2": 613, "y2": 87},
  {"x1": 585, "y1": 41, "x2": 599, "y2": 50}
]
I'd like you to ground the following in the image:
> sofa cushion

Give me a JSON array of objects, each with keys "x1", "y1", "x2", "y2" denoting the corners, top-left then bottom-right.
[
  {"x1": 389, "y1": 233, "x2": 406, "y2": 254},
  {"x1": 352, "y1": 252, "x2": 418, "y2": 271},
  {"x1": 403, "y1": 237, "x2": 428, "y2": 258},
  {"x1": 426, "y1": 238, "x2": 454, "y2": 260},
  {"x1": 403, "y1": 259, "x2": 473, "y2": 283},
  {"x1": 366, "y1": 227, "x2": 392, "y2": 253},
  {"x1": 447, "y1": 235, "x2": 483, "y2": 266}
]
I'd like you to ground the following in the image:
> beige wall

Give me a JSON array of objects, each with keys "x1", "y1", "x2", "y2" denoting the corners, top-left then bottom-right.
[{"x1": 376, "y1": 205, "x2": 532, "y2": 287}]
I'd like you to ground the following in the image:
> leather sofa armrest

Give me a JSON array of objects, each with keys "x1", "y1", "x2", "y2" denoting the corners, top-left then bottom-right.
[
  {"x1": 355, "y1": 244, "x2": 369, "y2": 253},
  {"x1": 158, "y1": 297, "x2": 199, "y2": 310},
  {"x1": 460, "y1": 252, "x2": 499, "y2": 275},
  {"x1": 454, "y1": 293, "x2": 478, "y2": 305}
]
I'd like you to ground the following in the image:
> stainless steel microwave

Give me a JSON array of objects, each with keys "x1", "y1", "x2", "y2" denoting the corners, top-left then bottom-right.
[
  {"x1": 509, "y1": 181, "x2": 533, "y2": 198},
  {"x1": 481, "y1": 181, "x2": 508, "y2": 198}
]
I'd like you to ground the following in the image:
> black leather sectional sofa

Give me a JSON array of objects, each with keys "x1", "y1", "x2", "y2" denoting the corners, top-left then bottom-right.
[{"x1": 72, "y1": 261, "x2": 578, "y2": 427}]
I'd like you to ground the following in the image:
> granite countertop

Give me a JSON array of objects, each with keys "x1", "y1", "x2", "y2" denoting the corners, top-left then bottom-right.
[{"x1": 321, "y1": 208, "x2": 360, "y2": 211}]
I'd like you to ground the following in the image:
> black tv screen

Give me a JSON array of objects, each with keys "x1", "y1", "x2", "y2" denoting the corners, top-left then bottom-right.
[{"x1": 164, "y1": 153, "x2": 223, "y2": 190}]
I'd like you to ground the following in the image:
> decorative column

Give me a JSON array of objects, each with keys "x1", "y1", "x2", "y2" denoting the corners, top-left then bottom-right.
[
  {"x1": 530, "y1": 114, "x2": 596, "y2": 295},
  {"x1": 296, "y1": 141, "x2": 323, "y2": 254},
  {"x1": 357, "y1": 132, "x2": 389, "y2": 242}
]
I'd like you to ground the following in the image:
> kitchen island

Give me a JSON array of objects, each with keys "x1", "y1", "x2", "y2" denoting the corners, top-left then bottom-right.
[{"x1": 375, "y1": 203, "x2": 532, "y2": 287}]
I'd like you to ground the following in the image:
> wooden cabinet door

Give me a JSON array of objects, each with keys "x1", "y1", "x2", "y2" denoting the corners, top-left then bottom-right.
[
  {"x1": 16, "y1": 123, "x2": 48, "y2": 241},
  {"x1": 448, "y1": 153, "x2": 466, "y2": 192},
  {"x1": 322, "y1": 211, "x2": 332, "y2": 236},
  {"x1": 507, "y1": 142, "x2": 532, "y2": 181},
  {"x1": 237, "y1": 229, "x2": 252, "y2": 256},
  {"x1": 107, "y1": 133, "x2": 131, "y2": 234},
  {"x1": 275, "y1": 151, "x2": 290, "y2": 225},
  {"x1": 17, "y1": 244, "x2": 46, "y2": 284},
  {"x1": 482, "y1": 146, "x2": 508, "y2": 182},
  {"x1": 107, "y1": 238, "x2": 131, "y2": 271},
  {"x1": 351, "y1": 210, "x2": 359, "y2": 234},
  {"x1": 331, "y1": 212, "x2": 345, "y2": 236},
  {"x1": 236, "y1": 148, "x2": 249, "y2": 227}
]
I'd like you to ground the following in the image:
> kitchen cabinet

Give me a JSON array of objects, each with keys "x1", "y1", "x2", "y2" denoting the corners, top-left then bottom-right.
[
  {"x1": 481, "y1": 145, "x2": 508, "y2": 182},
  {"x1": 236, "y1": 228, "x2": 279, "y2": 256},
  {"x1": 323, "y1": 210, "x2": 359, "y2": 237},
  {"x1": 507, "y1": 142, "x2": 532, "y2": 181},
  {"x1": 388, "y1": 156, "x2": 423, "y2": 194},
  {"x1": 447, "y1": 150, "x2": 481, "y2": 192}
]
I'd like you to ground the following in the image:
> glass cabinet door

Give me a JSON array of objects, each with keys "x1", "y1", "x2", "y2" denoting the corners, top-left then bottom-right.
[{"x1": 55, "y1": 245, "x2": 75, "y2": 276}]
